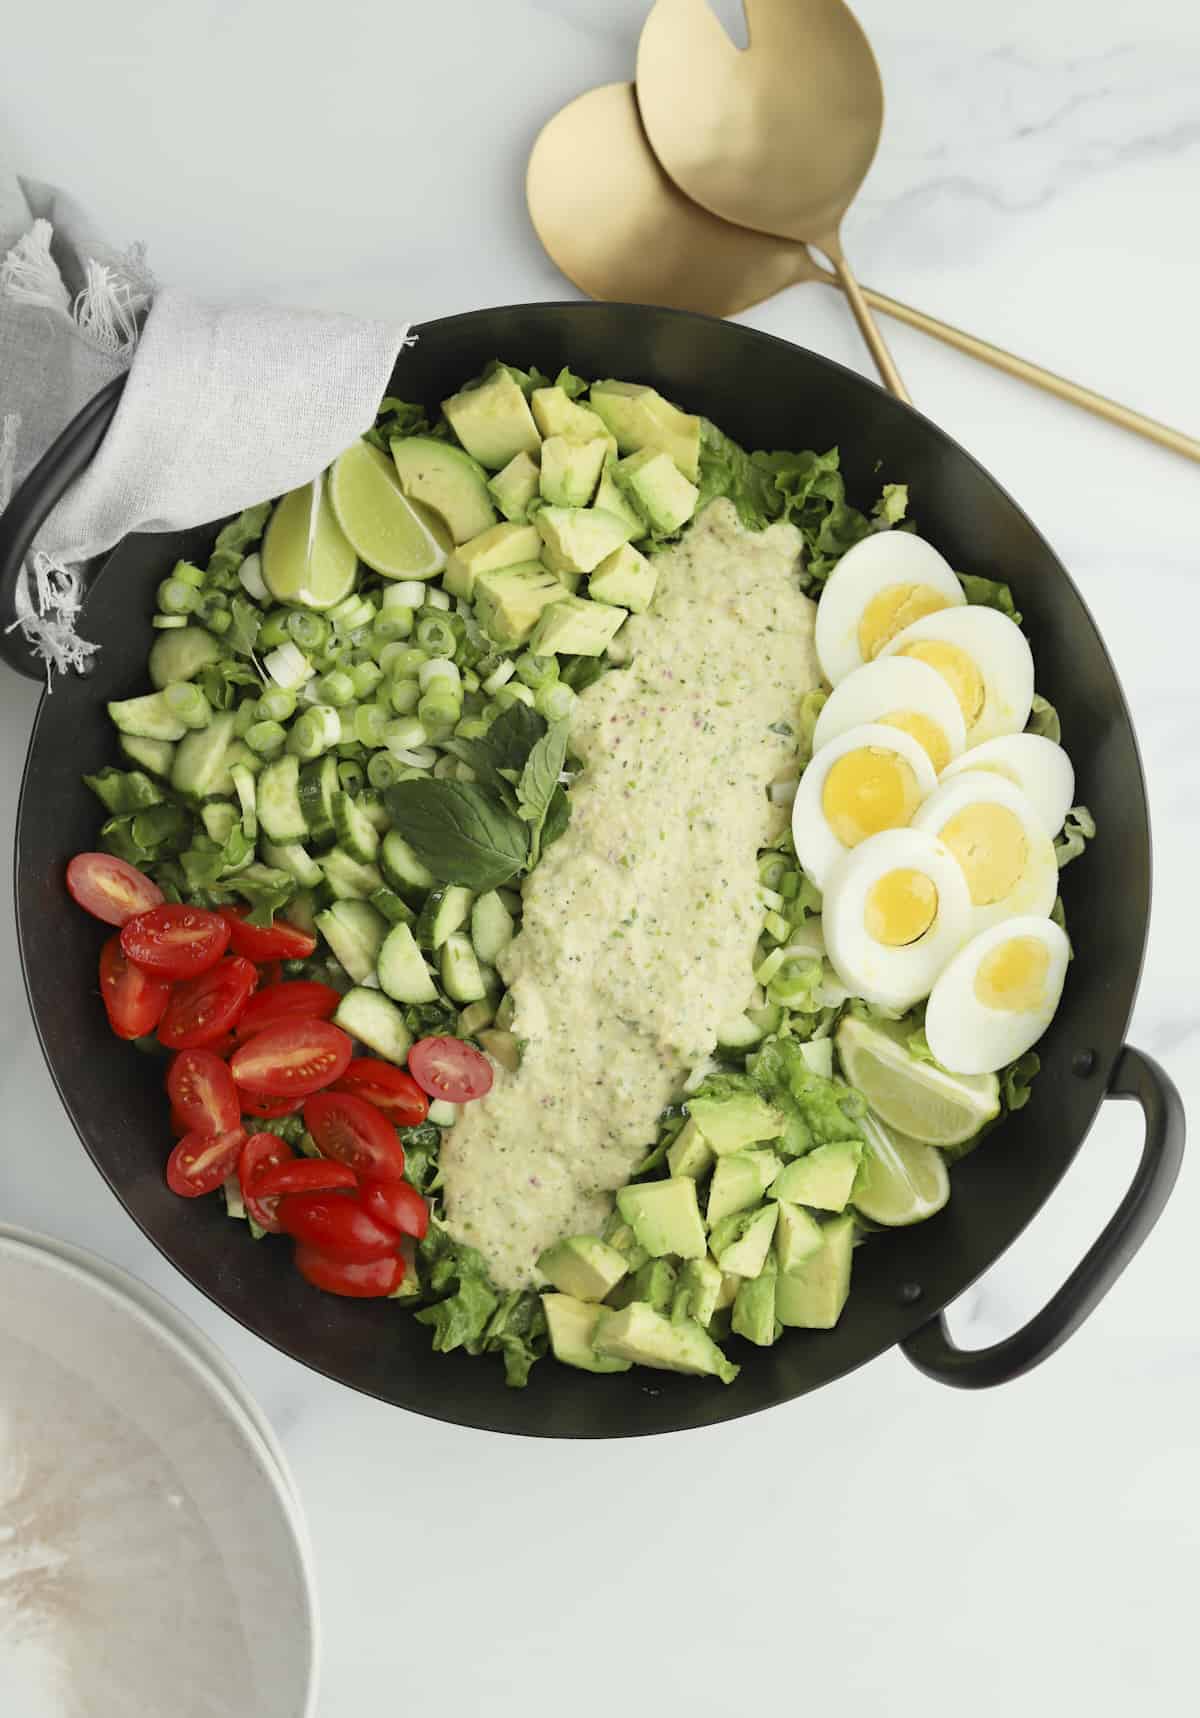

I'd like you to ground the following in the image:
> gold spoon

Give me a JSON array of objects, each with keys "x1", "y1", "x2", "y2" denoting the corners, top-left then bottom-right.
[
  {"x1": 526, "y1": 83, "x2": 1200, "y2": 464},
  {"x1": 637, "y1": 0, "x2": 910, "y2": 399}
]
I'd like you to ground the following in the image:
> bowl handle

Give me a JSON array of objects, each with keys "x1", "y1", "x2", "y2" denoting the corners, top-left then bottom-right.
[
  {"x1": 0, "y1": 374, "x2": 127, "y2": 680},
  {"x1": 900, "y1": 1045, "x2": 1184, "y2": 1388}
]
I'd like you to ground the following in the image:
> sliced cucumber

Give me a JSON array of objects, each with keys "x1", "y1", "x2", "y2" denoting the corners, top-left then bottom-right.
[
  {"x1": 316, "y1": 899, "x2": 388, "y2": 984},
  {"x1": 380, "y1": 829, "x2": 436, "y2": 898},
  {"x1": 108, "y1": 692, "x2": 188, "y2": 743},
  {"x1": 470, "y1": 891, "x2": 515, "y2": 964},
  {"x1": 257, "y1": 754, "x2": 308, "y2": 844},
  {"x1": 457, "y1": 998, "x2": 495, "y2": 1037},
  {"x1": 334, "y1": 987, "x2": 412, "y2": 1064},
  {"x1": 148, "y1": 626, "x2": 223, "y2": 689},
  {"x1": 223, "y1": 739, "x2": 263, "y2": 777},
  {"x1": 261, "y1": 839, "x2": 324, "y2": 889},
  {"x1": 715, "y1": 1012, "x2": 765, "y2": 1050},
  {"x1": 230, "y1": 763, "x2": 258, "y2": 839},
  {"x1": 415, "y1": 885, "x2": 473, "y2": 951},
  {"x1": 171, "y1": 712, "x2": 237, "y2": 799},
  {"x1": 377, "y1": 922, "x2": 439, "y2": 1004},
  {"x1": 428, "y1": 1099, "x2": 459, "y2": 1127},
  {"x1": 332, "y1": 790, "x2": 380, "y2": 864},
  {"x1": 118, "y1": 733, "x2": 176, "y2": 778},
  {"x1": 202, "y1": 801, "x2": 239, "y2": 844},
  {"x1": 370, "y1": 886, "x2": 415, "y2": 927},
  {"x1": 283, "y1": 891, "x2": 319, "y2": 937},
  {"x1": 298, "y1": 754, "x2": 339, "y2": 842},
  {"x1": 357, "y1": 790, "x2": 391, "y2": 834},
  {"x1": 440, "y1": 932, "x2": 485, "y2": 1002},
  {"x1": 319, "y1": 846, "x2": 385, "y2": 899}
]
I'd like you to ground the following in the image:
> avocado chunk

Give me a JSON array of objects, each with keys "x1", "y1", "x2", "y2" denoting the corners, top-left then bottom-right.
[
  {"x1": 715, "y1": 1263, "x2": 741, "y2": 1311},
  {"x1": 733, "y1": 1264, "x2": 782, "y2": 1347},
  {"x1": 687, "y1": 1091, "x2": 786, "y2": 1155},
  {"x1": 710, "y1": 1204, "x2": 779, "y2": 1278},
  {"x1": 593, "y1": 463, "x2": 647, "y2": 540},
  {"x1": 617, "y1": 1176, "x2": 707, "y2": 1260},
  {"x1": 543, "y1": 1294, "x2": 632, "y2": 1373},
  {"x1": 593, "y1": 1303, "x2": 739, "y2": 1383},
  {"x1": 539, "y1": 435, "x2": 609, "y2": 508},
  {"x1": 531, "y1": 386, "x2": 615, "y2": 449},
  {"x1": 442, "y1": 367, "x2": 541, "y2": 471},
  {"x1": 473, "y1": 562, "x2": 568, "y2": 648},
  {"x1": 602, "y1": 1216, "x2": 650, "y2": 1272},
  {"x1": 588, "y1": 542, "x2": 658, "y2": 614},
  {"x1": 617, "y1": 1256, "x2": 678, "y2": 1314},
  {"x1": 390, "y1": 436, "x2": 497, "y2": 544},
  {"x1": 589, "y1": 380, "x2": 702, "y2": 481},
  {"x1": 706, "y1": 1149, "x2": 782, "y2": 1229},
  {"x1": 676, "y1": 1255, "x2": 723, "y2": 1327},
  {"x1": 775, "y1": 1214, "x2": 855, "y2": 1329},
  {"x1": 529, "y1": 595, "x2": 626, "y2": 658},
  {"x1": 774, "y1": 1200, "x2": 825, "y2": 1273},
  {"x1": 665, "y1": 1117, "x2": 714, "y2": 1179},
  {"x1": 487, "y1": 450, "x2": 541, "y2": 523},
  {"x1": 771, "y1": 1140, "x2": 863, "y2": 1213},
  {"x1": 535, "y1": 504, "x2": 636, "y2": 574},
  {"x1": 443, "y1": 522, "x2": 542, "y2": 600},
  {"x1": 615, "y1": 448, "x2": 700, "y2": 535},
  {"x1": 538, "y1": 1235, "x2": 629, "y2": 1302}
]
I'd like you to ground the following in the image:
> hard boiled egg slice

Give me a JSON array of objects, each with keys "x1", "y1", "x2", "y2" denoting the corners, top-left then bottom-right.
[
  {"x1": 792, "y1": 722, "x2": 938, "y2": 890},
  {"x1": 940, "y1": 732, "x2": 1074, "y2": 837},
  {"x1": 815, "y1": 532, "x2": 965, "y2": 686},
  {"x1": 823, "y1": 827, "x2": 972, "y2": 1012},
  {"x1": 912, "y1": 773, "x2": 1056, "y2": 935},
  {"x1": 925, "y1": 915, "x2": 1070, "y2": 1074},
  {"x1": 812, "y1": 656, "x2": 967, "y2": 775},
  {"x1": 879, "y1": 606, "x2": 1034, "y2": 746}
]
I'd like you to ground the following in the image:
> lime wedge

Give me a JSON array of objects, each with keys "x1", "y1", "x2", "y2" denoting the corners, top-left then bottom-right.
[
  {"x1": 329, "y1": 440, "x2": 448, "y2": 579},
  {"x1": 852, "y1": 1112, "x2": 950, "y2": 1225},
  {"x1": 836, "y1": 1015, "x2": 999, "y2": 1148},
  {"x1": 262, "y1": 473, "x2": 359, "y2": 610}
]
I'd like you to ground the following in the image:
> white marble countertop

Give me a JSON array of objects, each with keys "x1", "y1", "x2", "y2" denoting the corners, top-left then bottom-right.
[{"x1": 1, "y1": 2, "x2": 1197, "y2": 1712}]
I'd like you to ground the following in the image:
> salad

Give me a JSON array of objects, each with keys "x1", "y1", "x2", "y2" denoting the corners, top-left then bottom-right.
[{"x1": 66, "y1": 359, "x2": 1093, "y2": 1387}]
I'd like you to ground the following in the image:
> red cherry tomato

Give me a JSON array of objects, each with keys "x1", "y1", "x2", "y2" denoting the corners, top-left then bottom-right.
[
  {"x1": 408, "y1": 1036, "x2": 493, "y2": 1104},
  {"x1": 157, "y1": 957, "x2": 258, "y2": 1050},
  {"x1": 68, "y1": 852, "x2": 163, "y2": 926},
  {"x1": 275, "y1": 1190, "x2": 399, "y2": 1259},
  {"x1": 293, "y1": 1243, "x2": 405, "y2": 1298},
  {"x1": 98, "y1": 934, "x2": 170, "y2": 1039},
  {"x1": 258, "y1": 961, "x2": 285, "y2": 989},
  {"x1": 121, "y1": 904, "x2": 230, "y2": 979},
  {"x1": 253, "y1": 1159, "x2": 357, "y2": 1198},
  {"x1": 230, "y1": 1019, "x2": 353, "y2": 1097},
  {"x1": 358, "y1": 1176, "x2": 429, "y2": 1242},
  {"x1": 219, "y1": 907, "x2": 317, "y2": 962},
  {"x1": 238, "y1": 1131, "x2": 294, "y2": 1233},
  {"x1": 239, "y1": 1090, "x2": 304, "y2": 1120},
  {"x1": 233, "y1": 982, "x2": 340, "y2": 1041},
  {"x1": 167, "y1": 1049, "x2": 241, "y2": 1134},
  {"x1": 169, "y1": 1107, "x2": 191, "y2": 1138},
  {"x1": 205, "y1": 1031, "x2": 238, "y2": 1059},
  {"x1": 303, "y1": 1090, "x2": 407, "y2": 1182},
  {"x1": 166, "y1": 1128, "x2": 246, "y2": 1197},
  {"x1": 334, "y1": 1059, "x2": 429, "y2": 1127}
]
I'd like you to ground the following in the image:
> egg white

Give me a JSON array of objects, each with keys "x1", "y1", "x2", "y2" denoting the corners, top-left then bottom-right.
[
  {"x1": 812, "y1": 655, "x2": 967, "y2": 772},
  {"x1": 940, "y1": 732, "x2": 1074, "y2": 837},
  {"x1": 924, "y1": 915, "x2": 1071, "y2": 1074},
  {"x1": 814, "y1": 532, "x2": 965, "y2": 686},
  {"x1": 792, "y1": 721, "x2": 938, "y2": 889},
  {"x1": 879, "y1": 605, "x2": 1035, "y2": 746},
  {"x1": 912, "y1": 773, "x2": 1057, "y2": 935}
]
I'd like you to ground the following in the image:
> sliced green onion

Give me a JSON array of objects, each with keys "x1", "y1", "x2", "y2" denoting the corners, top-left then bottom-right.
[
  {"x1": 433, "y1": 753, "x2": 458, "y2": 780},
  {"x1": 371, "y1": 609, "x2": 414, "y2": 643},
  {"x1": 237, "y1": 552, "x2": 269, "y2": 602},
  {"x1": 418, "y1": 658, "x2": 462, "y2": 693},
  {"x1": 287, "y1": 610, "x2": 329, "y2": 652},
  {"x1": 204, "y1": 607, "x2": 232, "y2": 635},
  {"x1": 350, "y1": 661, "x2": 383, "y2": 699},
  {"x1": 162, "y1": 682, "x2": 212, "y2": 729},
  {"x1": 338, "y1": 760, "x2": 365, "y2": 794},
  {"x1": 454, "y1": 716, "x2": 491, "y2": 741},
  {"x1": 535, "y1": 681, "x2": 576, "y2": 723},
  {"x1": 367, "y1": 751, "x2": 403, "y2": 789},
  {"x1": 384, "y1": 717, "x2": 428, "y2": 754},
  {"x1": 264, "y1": 642, "x2": 312, "y2": 690},
  {"x1": 422, "y1": 588, "x2": 452, "y2": 613},
  {"x1": 482, "y1": 660, "x2": 515, "y2": 696},
  {"x1": 258, "y1": 685, "x2": 297, "y2": 723},
  {"x1": 394, "y1": 745, "x2": 437, "y2": 771},
  {"x1": 384, "y1": 581, "x2": 427, "y2": 609},
  {"x1": 288, "y1": 704, "x2": 342, "y2": 759},
  {"x1": 316, "y1": 670, "x2": 355, "y2": 707},
  {"x1": 387, "y1": 677, "x2": 421, "y2": 716},
  {"x1": 762, "y1": 910, "x2": 791, "y2": 943},
  {"x1": 515, "y1": 653, "x2": 558, "y2": 691},
  {"x1": 158, "y1": 577, "x2": 199, "y2": 615},
  {"x1": 754, "y1": 947, "x2": 786, "y2": 987},
  {"x1": 354, "y1": 704, "x2": 390, "y2": 747},
  {"x1": 757, "y1": 885, "x2": 785, "y2": 913},
  {"x1": 233, "y1": 700, "x2": 259, "y2": 738},
  {"x1": 258, "y1": 610, "x2": 291, "y2": 649},
  {"x1": 415, "y1": 614, "x2": 456, "y2": 657},
  {"x1": 151, "y1": 614, "x2": 188, "y2": 630},
  {"x1": 172, "y1": 560, "x2": 206, "y2": 589},
  {"x1": 246, "y1": 719, "x2": 287, "y2": 759},
  {"x1": 494, "y1": 683, "x2": 534, "y2": 711}
]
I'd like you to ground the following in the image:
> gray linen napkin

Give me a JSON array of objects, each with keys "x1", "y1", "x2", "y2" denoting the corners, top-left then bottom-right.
[{"x1": 0, "y1": 172, "x2": 408, "y2": 673}]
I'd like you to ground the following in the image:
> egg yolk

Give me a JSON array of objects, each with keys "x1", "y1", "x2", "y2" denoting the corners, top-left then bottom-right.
[
  {"x1": 940, "y1": 803, "x2": 1029, "y2": 905},
  {"x1": 882, "y1": 709, "x2": 952, "y2": 774},
  {"x1": 822, "y1": 748, "x2": 924, "y2": 848},
  {"x1": 898, "y1": 640, "x2": 985, "y2": 727},
  {"x1": 858, "y1": 584, "x2": 953, "y2": 660},
  {"x1": 974, "y1": 936, "x2": 1050, "y2": 1011},
  {"x1": 865, "y1": 868, "x2": 939, "y2": 946}
]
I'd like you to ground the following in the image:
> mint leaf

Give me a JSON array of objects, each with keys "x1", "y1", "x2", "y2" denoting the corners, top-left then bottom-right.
[
  {"x1": 517, "y1": 718, "x2": 569, "y2": 866},
  {"x1": 384, "y1": 778, "x2": 529, "y2": 890}
]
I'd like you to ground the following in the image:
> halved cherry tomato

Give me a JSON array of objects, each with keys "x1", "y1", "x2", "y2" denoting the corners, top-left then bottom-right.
[
  {"x1": 258, "y1": 961, "x2": 285, "y2": 989},
  {"x1": 334, "y1": 1059, "x2": 429, "y2": 1127},
  {"x1": 253, "y1": 1159, "x2": 357, "y2": 1198},
  {"x1": 205, "y1": 1031, "x2": 238, "y2": 1060},
  {"x1": 293, "y1": 1243, "x2": 405, "y2": 1298},
  {"x1": 238, "y1": 1132, "x2": 294, "y2": 1232},
  {"x1": 166, "y1": 1128, "x2": 246, "y2": 1197},
  {"x1": 408, "y1": 1036, "x2": 493, "y2": 1104},
  {"x1": 167, "y1": 1049, "x2": 241, "y2": 1134},
  {"x1": 219, "y1": 907, "x2": 317, "y2": 963},
  {"x1": 233, "y1": 982, "x2": 340, "y2": 1041},
  {"x1": 275, "y1": 1190, "x2": 399, "y2": 1259},
  {"x1": 358, "y1": 1176, "x2": 429, "y2": 1242},
  {"x1": 68, "y1": 852, "x2": 163, "y2": 926},
  {"x1": 121, "y1": 904, "x2": 230, "y2": 979},
  {"x1": 170, "y1": 1107, "x2": 191, "y2": 1138},
  {"x1": 239, "y1": 1090, "x2": 304, "y2": 1120},
  {"x1": 158, "y1": 957, "x2": 258, "y2": 1050},
  {"x1": 231, "y1": 1019, "x2": 353, "y2": 1097},
  {"x1": 303, "y1": 1090, "x2": 406, "y2": 1182},
  {"x1": 98, "y1": 935, "x2": 170, "y2": 1039}
]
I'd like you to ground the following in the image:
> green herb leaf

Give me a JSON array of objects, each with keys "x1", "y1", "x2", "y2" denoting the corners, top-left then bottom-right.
[
  {"x1": 1001, "y1": 1051, "x2": 1040, "y2": 1111},
  {"x1": 555, "y1": 366, "x2": 590, "y2": 400},
  {"x1": 1055, "y1": 805, "x2": 1095, "y2": 869},
  {"x1": 541, "y1": 783, "x2": 571, "y2": 855},
  {"x1": 960, "y1": 573, "x2": 1022, "y2": 626},
  {"x1": 365, "y1": 398, "x2": 432, "y2": 452},
  {"x1": 1026, "y1": 693, "x2": 1062, "y2": 744},
  {"x1": 398, "y1": 1122, "x2": 443, "y2": 1195},
  {"x1": 384, "y1": 778, "x2": 529, "y2": 890},
  {"x1": 559, "y1": 654, "x2": 610, "y2": 694},
  {"x1": 84, "y1": 767, "x2": 163, "y2": 816},
  {"x1": 215, "y1": 862, "x2": 296, "y2": 925},
  {"x1": 517, "y1": 718, "x2": 569, "y2": 866}
]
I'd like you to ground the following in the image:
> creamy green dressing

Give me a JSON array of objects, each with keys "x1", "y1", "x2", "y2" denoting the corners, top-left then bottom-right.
[{"x1": 440, "y1": 500, "x2": 820, "y2": 1288}]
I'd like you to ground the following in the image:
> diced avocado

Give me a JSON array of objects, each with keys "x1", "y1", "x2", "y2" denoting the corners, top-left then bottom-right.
[
  {"x1": 616, "y1": 1177, "x2": 707, "y2": 1260},
  {"x1": 775, "y1": 1214, "x2": 855, "y2": 1329},
  {"x1": 666, "y1": 1117, "x2": 714, "y2": 1179},
  {"x1": 610, "y1": 1257, "x2": 678, "y2": 1315},
  {"x1": 715, "y1": 1263, "x2": 741, "y2": 1311},
  {"x1": 539, "y1": 435, "x2": 609, "y2": 508},
  {"x1": 676, "y1": 1256, "x2": 723, "y2": 1328},
  {"x1": 687, "y1": 1091, "x2": 786, "y2": 1155},
  {"x1": 529, "y1": 595, "x2": 626, "y2": 658},
  {"x1": 443, "y1": 522, "x2": 542, "y2": 599},
  {"x1": 473, "y1": 563, "x2": 569, "y2": 648},
  {"x1": 710, "y1": 1204, "x2": 779, "y2": 1278},
  {"x1": 593, "y1": 1302, "x2": 739, "y2": 1383},
  {"x1": 538, "y1": 1235, "x2": 629, "y2": 1302},
  {"x1": 390, "y1": 436, "x2": 496, "y2": 544},
  {"x1": 601, "y1": 1216, "x2": 650, "y2": 1272},
  {"x1": 771, "y1": 1140, "x2": 863, "y2": 1213},
  {"x1": 535, "y1": 504, "x2": 636, "y2": 574},
  {"x1": 706, "y1": 1150, "x2": 782, "y2": 1229},
  {"x1": 615, "y1": 448, "x2": 699, "y2": 535},
  {"x1": 594, "y1": 463, "x2": 646, "y2": 540},
  {"x1": 588, "y1": 542, "x2": 658, "y2": 613},
  {"x1": 589, "y1": 380, "x2": 702, "y2": 482},
  {"x1": 733, "y1": 1268, "x2": 781, "y2": 1348},
  {"x1": 530, "y1": 386, "x2": 614, "y2": 449},
  {"x1": 543, "y1": 1294, "x2": 632, "y2": 1373},
  {"x1": 487, "y1": 451, "x2": 541, "y2": 523},
  {"x1": 774, "y1": 1200, "x2": 826, "y2": 1273},
  {"x1": 442, "y1": 367, "x2": 541, "y2": 470}
]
